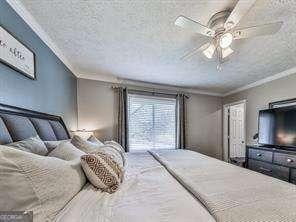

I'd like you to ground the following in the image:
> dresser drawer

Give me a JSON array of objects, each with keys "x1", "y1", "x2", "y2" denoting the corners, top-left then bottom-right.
[
  {"x1": 274, "y1": 153, "x2": 296, "y2": 168},
  {"x1": 248, "y1": 159, "x2": 289, "y2": 181},
  {"x1": 248, "y1": 159, "x2": 273, "y2": 176},
  {"x1": 272, "y1": 164, "x2": 290, "y2": 181},
  {"x1": 248, "y1": 148, "x2": 273, "y2": 163}
]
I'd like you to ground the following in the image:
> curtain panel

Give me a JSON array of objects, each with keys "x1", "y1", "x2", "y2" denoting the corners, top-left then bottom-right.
[
  {"x1": 116, "y1": 87, "x2": 128, "y2": 151},
  {"x1": 176, "y1": 93, "x2": 187, "y2": 149}
]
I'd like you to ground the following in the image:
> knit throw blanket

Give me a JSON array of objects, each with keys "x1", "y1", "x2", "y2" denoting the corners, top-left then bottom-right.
[{"x1": 149, "y1": 149, "x2": 296, "y2": 222}]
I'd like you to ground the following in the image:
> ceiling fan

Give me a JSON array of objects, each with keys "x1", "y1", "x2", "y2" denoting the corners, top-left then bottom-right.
[{"x1": 175, "y1": 0, "x2": 283, "y2": 70}]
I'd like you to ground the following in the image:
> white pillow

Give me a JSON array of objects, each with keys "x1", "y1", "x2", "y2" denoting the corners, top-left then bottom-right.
[
  {"x1": 48, "y1": 141, "x2": 86, "y2": 161},
  {"x1": 44, "y1": 139, "x2": 70, "y2": 153},
  {"x1": 8, "y1": 135, "x2": 47, "y2": 156},
  {"x1": 87, "y1": 135, "x2": 104, "y2": 146},
  {"x1": 104, "y1": 140, "x2": 125, "y2": 153},
  {"x1": 0, "y1": 145, "x2": 86, "y2": 222},
  {"x1": 95, "y1": 145, "x2": 125, "y2": 168},
  {"x1": 71, "y1": 136, "x2": 126, "y2": 166},
  {"x1": 71, "y1": 135, "x2": 103, "y2": 153}
]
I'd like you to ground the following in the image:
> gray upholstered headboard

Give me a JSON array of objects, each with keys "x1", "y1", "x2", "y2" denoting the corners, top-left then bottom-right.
[{"x1": 0, "y1": 103, "x2": 70, "y2": 144}]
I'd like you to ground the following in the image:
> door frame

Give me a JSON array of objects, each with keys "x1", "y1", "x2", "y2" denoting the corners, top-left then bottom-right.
[{"x1": 223, "y1": 100, "x2": 247, "y2": 162}]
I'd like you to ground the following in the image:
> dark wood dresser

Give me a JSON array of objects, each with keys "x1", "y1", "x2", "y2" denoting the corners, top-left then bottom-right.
[{"x1": 246, "y1": 145, "x2": 296, "y2": 184}]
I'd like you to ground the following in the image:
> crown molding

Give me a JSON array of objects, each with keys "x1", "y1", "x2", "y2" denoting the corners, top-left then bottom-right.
[
  {"x1": 6, "y1": 0, "x2": 78, "y2": 76},
  {"x1": 76, "y1": 72, "x2": 120, "y2": 84},
  {"x1": 78, "y1": 73, "x2": 224, "y2": 97},
  {"x1": 223, "y1": 67, "x2": 296, "y2": 97}
]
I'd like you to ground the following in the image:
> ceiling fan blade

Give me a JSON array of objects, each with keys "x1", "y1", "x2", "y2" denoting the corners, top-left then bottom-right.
[
  {"x1": 222, "y1": 47, "x2": 234, "y2": 58},
  {"x1": 181, "y1": 42, "x2": 211, "y2": 60},
  {"x1": 175, "y1": 15, "x2": 215, "y2": 37},
  {"x1": 233, "y1": 22, "x2": 283, "y2": 39},
  {"x1": 203, "y1": 43, "x2": 216, "y2": 59},
  {"x1": 224, "y1": 0, "x2": 257, "y2": 29}
]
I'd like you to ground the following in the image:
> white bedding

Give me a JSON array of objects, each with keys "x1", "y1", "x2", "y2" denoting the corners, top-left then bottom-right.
[
  {"x1": 150, "y1": 149, "x2": 296, "y2": 222},
  {"x1": 55, "y1": 152, "x2": 215, "y2": 222}
]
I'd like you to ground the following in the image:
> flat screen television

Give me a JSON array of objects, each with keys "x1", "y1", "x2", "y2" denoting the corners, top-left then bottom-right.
[{"x1": 258, "y1": 106, "x2": 296, "y2": 148}]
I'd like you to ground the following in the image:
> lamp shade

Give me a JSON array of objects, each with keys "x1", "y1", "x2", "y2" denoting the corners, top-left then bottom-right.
[{"x1": 72, "y1": 129, "x2": 93, "y2": 139}]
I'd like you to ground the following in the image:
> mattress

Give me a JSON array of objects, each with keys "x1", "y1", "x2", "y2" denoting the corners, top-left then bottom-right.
[{"x1": 55, "y1": 152, "x2": 215, "y2": 222}]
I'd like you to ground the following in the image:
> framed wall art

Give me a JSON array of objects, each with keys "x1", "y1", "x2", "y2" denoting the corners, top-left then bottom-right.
[{"x1": 0, "y1": 25, "x2": 36, "y2": 79}]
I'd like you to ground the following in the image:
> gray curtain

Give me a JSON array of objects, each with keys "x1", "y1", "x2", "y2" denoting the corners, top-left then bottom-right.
[
  {"x1": 177, "y1": 93, "x2": 187, "y2": 149},
  {"x1": 116, "y1": 87, "x2": 128, "y2": 151}
]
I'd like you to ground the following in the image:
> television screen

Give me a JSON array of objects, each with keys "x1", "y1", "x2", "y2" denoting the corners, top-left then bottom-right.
[{"x1": 259, "y1": 106, "x2": 296, "y2": 147}]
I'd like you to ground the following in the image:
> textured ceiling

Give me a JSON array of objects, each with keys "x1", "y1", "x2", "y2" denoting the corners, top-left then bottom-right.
[{"x1": 21, "y1": 0, "x2": 296, "y2": 93}]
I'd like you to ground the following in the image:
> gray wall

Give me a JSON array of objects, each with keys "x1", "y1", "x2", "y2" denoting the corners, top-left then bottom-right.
[
  {"x1": 0, "y1": 1, "x2": 77, "y2": 130},
  {"x1": 77, "y1": 78, "x2": 223, "y2": 159},
  {"x1": 187, "y1": 93, "x2": 222, "y2": 158},
  {"x1": 223, "y1": 73, "x2": 296, "y2": 145},
  {"x1": 77, "y1": 80, "x2": 117, "y2": 141}
]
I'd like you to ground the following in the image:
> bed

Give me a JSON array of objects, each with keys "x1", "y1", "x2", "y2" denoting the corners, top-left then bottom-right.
[{"x1": 1, "y1": 103, "x2": 296, "y2": 222}]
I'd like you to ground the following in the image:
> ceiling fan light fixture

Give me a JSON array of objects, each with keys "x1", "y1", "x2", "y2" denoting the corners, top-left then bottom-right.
[
  {"x1": 175, "y1": 0, "x2": 283, "y2": 68},
  {"x1": 222, "y1": 47, "x2": 234, "y2": 58},
  {"x1": 219, "y1": 32, "x2": 233, "y2": 48},
  {"x1": 203, "y1": 44, "x2": 216, "y2": 59}
]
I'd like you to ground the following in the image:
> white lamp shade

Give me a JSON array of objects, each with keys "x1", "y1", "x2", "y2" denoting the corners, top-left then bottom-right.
[
  {"x1": 222, "y1": 47, "x2": 234, "y2": 58},
  {"x1": 202, "y1": 43, "x2": 216, "y2": 59},
  {"x1": 219, "y1": 33, "x2": 233, "y2": 49},
  {"x1": 73, "y1": 130, "x2": 93, "y2": 139}
]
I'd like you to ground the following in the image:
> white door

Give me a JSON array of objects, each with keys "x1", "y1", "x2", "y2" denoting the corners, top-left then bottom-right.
[{"x1": 229, "y1": 103, "x2": 245, "y2": 158}]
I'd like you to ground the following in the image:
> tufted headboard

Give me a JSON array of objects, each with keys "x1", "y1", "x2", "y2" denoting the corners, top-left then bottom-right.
[{"x1": 0, "y1": 103, "x2": 70, "y2": 145}]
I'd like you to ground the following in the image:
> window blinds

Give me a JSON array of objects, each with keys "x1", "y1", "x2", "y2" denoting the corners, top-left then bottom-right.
[{"x1": 127, "y1": 93, "x2": 176, "y2": 151}]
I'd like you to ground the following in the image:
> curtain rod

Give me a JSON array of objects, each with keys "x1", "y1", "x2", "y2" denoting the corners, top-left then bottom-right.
[{"x1": 111, "y1": 85, "x2": 190, "y2": 98}]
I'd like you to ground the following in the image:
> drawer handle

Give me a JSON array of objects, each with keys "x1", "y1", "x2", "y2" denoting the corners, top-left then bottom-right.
[
  {"x1": 257, "y1": 153, "x2": 263, "y2": 157},
  {"x1": 259, "y1": 167, "x2": 272, "y2": 173},
  {"x1": 287, "y1": 158, "x2": 294, "y2": 163}
]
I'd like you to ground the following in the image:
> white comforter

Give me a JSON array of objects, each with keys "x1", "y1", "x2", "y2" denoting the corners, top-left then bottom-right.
[
  {"x1": 55, "y1": 152, "x2": 215, "y2": 222},
  {"x1": 150, "y1": 149, "x2": 296, "y2": 222}
]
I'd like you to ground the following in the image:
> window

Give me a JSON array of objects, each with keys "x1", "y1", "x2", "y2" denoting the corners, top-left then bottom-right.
[{"x1": 127, "y1": 92, "x2": 177, "y2": 151}]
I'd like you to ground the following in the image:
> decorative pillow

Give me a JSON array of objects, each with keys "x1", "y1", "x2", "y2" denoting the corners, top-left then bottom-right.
[
  {"x1": 8, "y1": 135, "x2": 47, "y2": 156},
  {"x1": 81, "y1": 152, "x2": 124, "y2": 193},
  {"x1": 71, "y1": 135, "x2": 103, "y2": 153},
  {"x1": 104, "y1": 140, "x2": 125, "y2": 153},
  {"x1": 0, "y1": 145, "x2": 86, "y2": 222},
  {"x1": 87, "y1": 135, "x2": 104, "y2": 146},
  {"x1": 44, "y1": 139, "x2": 70, "y2": 153},
  {"x1": 48, "y1": 141, "x2": 86, "y2": 161}
]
